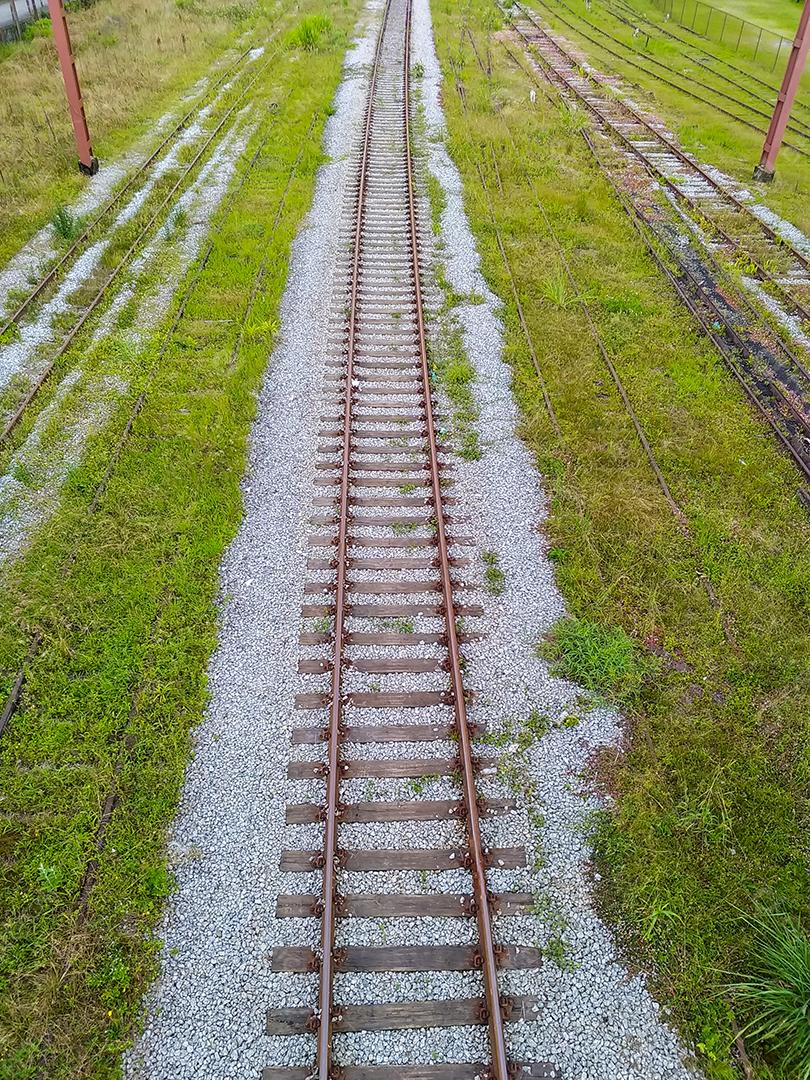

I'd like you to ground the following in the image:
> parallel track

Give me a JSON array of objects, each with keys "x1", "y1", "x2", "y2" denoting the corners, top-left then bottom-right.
[
  {"x1": 0, "y1": 44, "x2": 257, "y2": 340},
  {"x1": 499, "y1": 29, "x2": 810, "y2": 486},
  {"x1": 511, "y1": 5, "x2": 810, "y2": 334},
  {"x1": 534, "y1": 0, "x2": 810, "y2": 149},
  {"x1": 264, "y1": 1, "x2": 559, "y2": 1076},
  {"x1": 0, "y1": 49, "x2": 275, "y2": 450}
]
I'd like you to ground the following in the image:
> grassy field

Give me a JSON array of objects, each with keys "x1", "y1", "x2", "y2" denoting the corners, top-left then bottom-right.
[
  {"x1": 720, "y1": 0, "x2": 805, "y2": 39},
  {"x1": 430, "y1": 0, "x2": 810, "y2": 1076},
  {"x1": 527, "y1": 0, "x2": 810, "y2": 236},
  {"x1": 0, "y1": 3, "x2": 358, "y2": 1075},
  {"x1": 0, "y1": 0, "x2": 281, "y2": 268}
]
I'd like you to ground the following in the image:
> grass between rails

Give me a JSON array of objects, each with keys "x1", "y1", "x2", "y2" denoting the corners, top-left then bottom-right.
[
  {"x1": 431, "y1": 0, "x2": 810, "y2": 1076},
  {"x1": 525, "y1": 0, "x2": 810, "y2": 237},
  {"x1": 0, "y1": 2, "x2": 358, "y2": 1074},
  {"x1": 0, "y1": 0, "x2": 281, "y2": 268}
]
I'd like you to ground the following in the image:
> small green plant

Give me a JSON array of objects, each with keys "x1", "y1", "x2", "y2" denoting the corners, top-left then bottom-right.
[
  {"x1": 22, "y1": 16, "x2": 51, "y2": 40},
  {"x1": 408, "y1": 774, "x2": 438, "y2": 796},
  {"x1": 413, "y1": 60, "x2": 425, "y2": 78},
  {"x1": 165, "y1": 206, "x2": 188, "y2": 239},
  {"x1": 313, "y1": 616, "x2": 332, "y2": 634},
  {"x1": 540, "y1": 268, "x2": 577, "y2": 309},
  {"x1": 544, "y1": 934, "x2": 576, "y2": 972},
  {"x1": 51, "y1": 205, "x2": 79, "y2": 244},
  {"x1": 481, "y1": 550, "x2": 505, "y2": 595}
]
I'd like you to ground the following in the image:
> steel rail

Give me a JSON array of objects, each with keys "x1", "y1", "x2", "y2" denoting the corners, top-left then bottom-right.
[
  {"x1": 402, "y1": 0, "x2": 510, "y2": 1074},
  {"x1": 0, "y1": 45, "x2": 256, "y2": 341},
  {"x1": 510, "y1": 9, "x2": 810, "y2": 341},
  {"x1": 317, "y1": 0, "x2": 392, "y2": 1073},
  {"x1": 0, "y1": 49, "x2": 276, "y2": 451}
]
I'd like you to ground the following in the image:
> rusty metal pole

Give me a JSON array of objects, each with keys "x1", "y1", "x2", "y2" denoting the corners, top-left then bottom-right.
[
  {"x1": 753, "y1": 0, "x2": 810, "y2": 181},
  {"x1": 47, "y1": 0, "x2": 98, "y2": 175}
]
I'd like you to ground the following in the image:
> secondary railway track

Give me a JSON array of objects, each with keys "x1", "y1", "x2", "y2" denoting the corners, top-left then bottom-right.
[
  {"x1": 534, "y1": 0, "x2": 810, "y2": 149},
  {"x1": 0, "y1": 49, "x2": 274, "y2": 451},
  {"x1": 264, "y1": 0, "x2": 558, "y2": 1076},
  {"x1": 0, "y1": 43, "x2": 258, "y2": 340},
  {"x1": 500, "y1": 28, "x2": 810, "y2": 487},
  {"x1": 511, "y1": 4, "x2": 810, "y2": 333},
  {"x1": 608, "y1": 0, "x2": 810, "y2": 129}
]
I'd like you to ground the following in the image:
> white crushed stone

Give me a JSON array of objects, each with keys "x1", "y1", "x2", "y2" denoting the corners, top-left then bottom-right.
[{"x1": 0, "y1": 372, "x2": 126, "y2": 564}]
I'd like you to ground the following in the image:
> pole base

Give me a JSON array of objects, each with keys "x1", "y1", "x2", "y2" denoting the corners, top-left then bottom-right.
[
  {"x1": 752, "y1": 164, "x2": 774, "y2": 183},
  {"x1": 79, "y1": 156, "x2": 99, "y2": 177}
]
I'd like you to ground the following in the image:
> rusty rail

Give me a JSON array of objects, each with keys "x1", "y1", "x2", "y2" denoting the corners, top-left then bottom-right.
[{"x1": 401, "y1": 0, "x2": 510, "y2": 1073}]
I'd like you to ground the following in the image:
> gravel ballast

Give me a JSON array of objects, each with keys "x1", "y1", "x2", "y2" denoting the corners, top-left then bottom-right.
[{"x1": 125, "y1": 0, "x2": 704, "y2": 1076}]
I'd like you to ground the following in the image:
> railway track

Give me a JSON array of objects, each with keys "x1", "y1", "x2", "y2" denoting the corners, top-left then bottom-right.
[
  {"x1": 0, "y1": 44, "x2": 258, "y2": 340},
  {"x1": 510, "y1": 5, "x2": 810, "y2": 336},
  {"x1": 533, "y1": 0, "x2": 810, "y2": 149},
  {"x1": 264, "y1": 0, "x2": 559, "y2": 1075}
]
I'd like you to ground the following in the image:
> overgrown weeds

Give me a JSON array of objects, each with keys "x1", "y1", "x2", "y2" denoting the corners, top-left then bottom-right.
[
  {"x1": 539, "y1": 617, "x2": 651, "y2": 707},
  {"x1": 287, "y1": 13, "x2": 335, "y2": 51}
]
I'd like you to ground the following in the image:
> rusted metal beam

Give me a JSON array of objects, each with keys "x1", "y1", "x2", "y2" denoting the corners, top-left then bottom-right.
[
  {"x1": 47, "y1": 0, "x2": 98, "y2": 175},
  {"x1": 754, "y1": 0, "x2": 810, "y2": 181}
]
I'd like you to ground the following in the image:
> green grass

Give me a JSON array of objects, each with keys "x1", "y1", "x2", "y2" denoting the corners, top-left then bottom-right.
[
  {"x1": 540, "y1": 617, "x2": 652, "y2": 707},
  {"x1": 727, "y1": 910, "x2": 810, "y2": 1079},
  {"x1": 0, "y1": 1, "x2": 357, "y2": 1073},
  {"x1": 431, "y1": 0, "x2": 810, "y2": 1076},
  {"x1": 286, "y1": 12, "x2": 335, "y2": 51},
  {"x1": 51, "y1": 206, "x2": 81, "y2": 245}
]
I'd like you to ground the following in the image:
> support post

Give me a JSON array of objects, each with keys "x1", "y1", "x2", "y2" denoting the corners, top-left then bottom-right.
[
  {"x1": 754, "y1": 0, "x2": 810, "y2": 182},
  {"x1": 47, "y1": 0, "x2": 98, "y2": 175}
]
